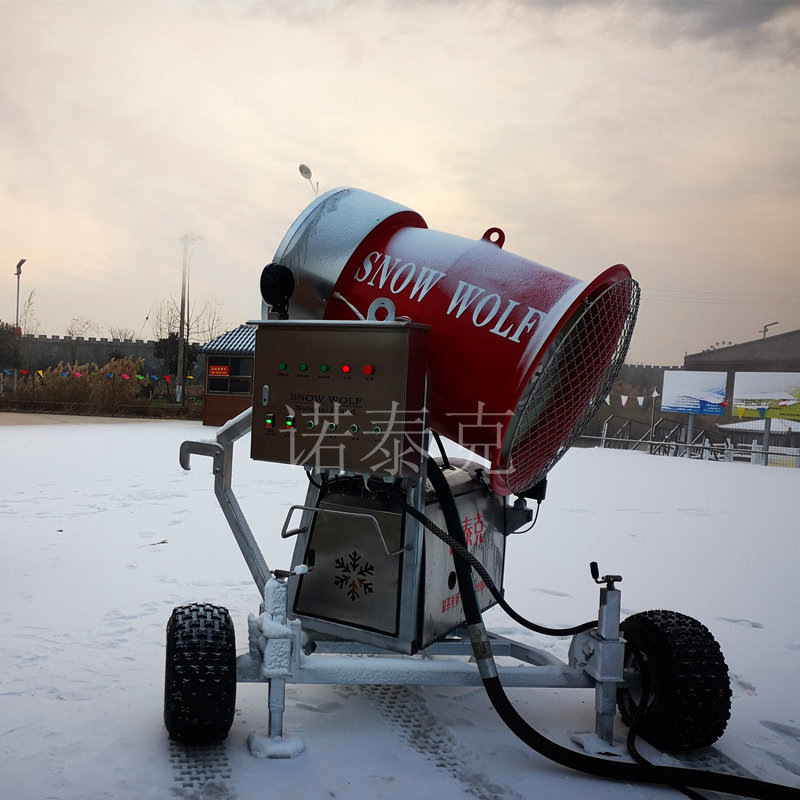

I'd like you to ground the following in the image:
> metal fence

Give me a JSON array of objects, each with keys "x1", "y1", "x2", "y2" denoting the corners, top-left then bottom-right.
[{"x1": 585, "y1": 415, "x2": 800, "y2": 468}]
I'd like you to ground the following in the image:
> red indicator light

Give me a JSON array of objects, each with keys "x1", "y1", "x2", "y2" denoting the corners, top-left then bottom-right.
[
  {"x1": 362, "y1": 364, "x2": 374, "y2": 376},
  {"x1": 342, "y1": 364, "x2": 351, "y2": 374}
]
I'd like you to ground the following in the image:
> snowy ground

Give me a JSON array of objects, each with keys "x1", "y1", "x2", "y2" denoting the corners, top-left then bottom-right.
[{"x1": 2, "y1": 413, "x2": 799, "y2": 800}]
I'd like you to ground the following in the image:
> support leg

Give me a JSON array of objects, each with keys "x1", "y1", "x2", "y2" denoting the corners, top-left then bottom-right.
[
  {"x1": 268, "y1": 677, "x2": 286, "y2": 739},
  {"x1": 595, "y1": 680, "x2": 618, "y2": 743},
  {"x1": 246, "y1": 577, "x2": 305, "y2": 758}
]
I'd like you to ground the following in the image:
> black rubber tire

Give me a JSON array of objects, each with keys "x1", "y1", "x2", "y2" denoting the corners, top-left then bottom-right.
[
  {"x1": 164, "y1": 603, "x2": 237, "y2": 744},
  {"x1": 618, "y1": 609, "x2": 731, "y2": 751}
]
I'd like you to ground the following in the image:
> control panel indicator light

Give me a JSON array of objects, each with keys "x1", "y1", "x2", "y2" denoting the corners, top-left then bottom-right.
[
  {"x1": 349, "y1": 424, "x2": 359, "y2": 433},
  {"x1": 373, "y1": 425, "x2": 382, "y2": 434},
  {"x1": 265, "y1": 414, "x2": 274, "y2": 429},
  {"x1": 278, "y1": 362, "x2": 287, "y2": 371},
  {"x1": 306, "y1": 420, "x2": 315, "y2": 430},
  {"x1": 285, "y1": 417, "x2": 295, "y2": 429},
  {"x1": 341, "y1": 364, "x2": 351, "y2": 374},
  {"x1": 320, "y1": 364, "x2": 329, "y2": 373},
  {"x1": 327, "y1": 423, "x2": 337, "y2": 432},
  {"x1": 299, "y1": 362, "x2": 308, "y2": 372},
  {"x1": 362, "y1": 364, "x2": 375, "y2": 376}
]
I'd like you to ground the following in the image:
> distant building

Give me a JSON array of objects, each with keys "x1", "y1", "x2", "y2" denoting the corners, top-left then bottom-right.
[
  {"x1": 683, "y1": 328, "x2": 800, "y2": 419},
  {"x1": 684, "y1": 328, "x2": 800, "y2": 373},
  {"x1": 199, "y1": 324, "x2": 256, "y2": 426},
  {"x1": 718, "y1": 418, "x2": 800, "y2": 449}
]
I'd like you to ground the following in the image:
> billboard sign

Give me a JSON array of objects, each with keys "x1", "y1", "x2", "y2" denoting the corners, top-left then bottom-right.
[
  {"x1": 732, "y1": 372, "x2": 800, "y2": 421},
  {"x1": 661, "y1": 370, "x2": 727, "y2": 416}
]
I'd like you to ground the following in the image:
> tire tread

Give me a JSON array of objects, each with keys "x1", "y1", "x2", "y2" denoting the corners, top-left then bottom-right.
[
  {"x1": 164, "y1": 603, "x2": 236, "y2": 745},
  {"x1": 618, "y1": 609, "x2": 731, "y2": 750}
]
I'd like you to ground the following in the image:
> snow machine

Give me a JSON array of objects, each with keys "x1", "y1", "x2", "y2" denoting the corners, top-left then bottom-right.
[{"x1": 168, "y1": 189, "x2": 734, "y2": 774}]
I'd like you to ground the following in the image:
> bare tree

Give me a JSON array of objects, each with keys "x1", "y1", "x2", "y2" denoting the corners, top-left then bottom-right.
[
  {"x1": 65, "y1": 317, "x2": 101, "y2": 363},
  {"x1": 150, "y1": 298, "x2": 179, "y2": 341},
  {"x1": 109, "y1": 326, "x2": 137, "y2": 341},
  {"x1": 190, "y1": 295, "x2": 228, "y2": 341},
  {"x1": 65, "y1": 317, "x2": 101, "y2": 339},
  {"x1": 150, "y1": 294, "x2": 228, "y2": 343}
]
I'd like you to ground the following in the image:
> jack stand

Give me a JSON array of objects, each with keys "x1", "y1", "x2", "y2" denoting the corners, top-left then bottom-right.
[
  {"x1": 246, "y1": 573, "x2": 305, "y2": 759},
  {"x1": 569, "y1": 563, "x2": 626, "y2": 746}
]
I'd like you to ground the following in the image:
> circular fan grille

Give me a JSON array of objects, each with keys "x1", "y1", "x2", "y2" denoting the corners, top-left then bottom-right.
[{"x1": 503, "y1": 279, "x2": 640, "y2": 495}]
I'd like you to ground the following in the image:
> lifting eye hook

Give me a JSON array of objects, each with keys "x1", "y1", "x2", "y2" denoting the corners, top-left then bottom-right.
[{"x1": 590, "y1": 561, "x2": 622, "y2": 591}]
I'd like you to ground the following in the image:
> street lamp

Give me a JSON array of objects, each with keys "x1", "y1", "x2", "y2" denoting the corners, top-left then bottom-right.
[
  {"x1": 298, "y1": 164, "x2": 319, "y2": 196},
  {"x1": 759, "y1": 321, "x2": 779, "y2": 338},
  {"x1": 13, "y1": 258, "x2": 25, "y2": 392}
]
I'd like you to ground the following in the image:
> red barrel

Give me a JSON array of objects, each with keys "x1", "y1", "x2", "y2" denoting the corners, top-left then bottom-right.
[{"x1": 271, "y1": 188, "x2": 639, "y2": 495}]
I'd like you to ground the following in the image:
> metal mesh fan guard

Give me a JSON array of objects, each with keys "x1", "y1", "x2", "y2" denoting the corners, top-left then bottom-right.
[{"x1": 503, "y1": 278, "x2": 640, "y2": 495}]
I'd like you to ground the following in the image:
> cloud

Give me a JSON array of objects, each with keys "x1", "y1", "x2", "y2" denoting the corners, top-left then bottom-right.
[
  {"x1": 641, "y1": 0, "x2": 800, "y2": 56},
  {"x1": 0, "y1": 0, "x2": 798, "y2": 363}
]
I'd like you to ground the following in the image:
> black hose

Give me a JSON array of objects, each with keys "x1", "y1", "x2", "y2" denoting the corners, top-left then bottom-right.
[
  {"x1": 393, "y1": 488, "x2": 597, "y2": 637},
  {"x1": 424, "y1": 458, "x2": 800, "y2": 800},
  {"x1": 430, "y1": 429, "x2": 452, "y2": 471}
]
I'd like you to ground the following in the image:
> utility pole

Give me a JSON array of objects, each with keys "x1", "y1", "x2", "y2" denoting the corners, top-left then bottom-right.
[
  {"x1": 176, "y1": 235, "x2": 197, "y2": 404},
  {"x1": 13, "y1": 258, "x2": 25, "y2": 392}
]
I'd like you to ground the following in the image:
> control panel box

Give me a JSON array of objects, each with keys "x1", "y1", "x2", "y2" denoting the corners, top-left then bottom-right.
[{"x1": 250, "y1": 320, "x2": 430, "y2": 479}]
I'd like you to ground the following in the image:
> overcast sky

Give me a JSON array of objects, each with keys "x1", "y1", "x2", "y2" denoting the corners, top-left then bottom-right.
[{"x1": 1, "y1": 0, "x2": 798, "y2": 365}]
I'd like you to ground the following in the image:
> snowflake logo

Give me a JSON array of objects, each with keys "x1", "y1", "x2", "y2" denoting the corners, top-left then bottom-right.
[{"x1": 334, "y1": 550, "x2": 375, "y2": 601}]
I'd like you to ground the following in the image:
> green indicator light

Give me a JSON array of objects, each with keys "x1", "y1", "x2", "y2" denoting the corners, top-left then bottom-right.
[
  {"x1": 349, "y1": 424, "x2": 359, "y2": 434},
  {"x1": 320, "y1": 364, "x2": 329, "y2": 372},
  {"x1": 373, "y1": 425, "x2": 382, "y2": 434},
  {"x1": 285, "y1": 417, "x2": 294, "y2": 428},
  {"x1": 299, "y1": 362, "x2": 308, "y2": 372},
  {"x1": 265, "y1": 415, "x2": 274, "y2": 428},
  {"x1": 306, "y1": 420, "x2": 315, "y2": 429},
  {"x1": 278, "y1": 362, "x2": 287, "y2": 371},
  {"x1": 328, "y1": 423, "x2": 337, "y2": 432}
]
